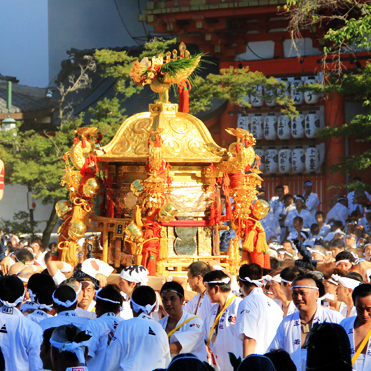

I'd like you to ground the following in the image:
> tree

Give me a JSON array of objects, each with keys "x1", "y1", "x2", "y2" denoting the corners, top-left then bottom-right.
[{"x1": 284, "y1": 0, "x2": 371, "y2": 191}]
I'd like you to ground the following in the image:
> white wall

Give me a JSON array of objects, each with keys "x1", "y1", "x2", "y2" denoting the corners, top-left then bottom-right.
[{"x1": 0, "y1": 0, "x2": 49, "y2": 87}]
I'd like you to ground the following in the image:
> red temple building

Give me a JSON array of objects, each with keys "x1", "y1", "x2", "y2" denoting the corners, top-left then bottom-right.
[{"x1": 139, "y1": 0, "x2": 371, "y2": 211}]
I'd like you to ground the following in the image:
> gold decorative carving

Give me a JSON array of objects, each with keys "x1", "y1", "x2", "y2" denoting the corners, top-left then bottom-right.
[
  {"x1": 112, "y1": 139, "x2": 131, "y2": 155},
  {"x1": 133, "y1": 118, "x2": 153, "y2": 134},
  {"x1": 188, "y1": 139, "x2": 207, "y2": 155},
  {"x1": 170, "y1": 118, "x2": 188, "y2": 134},
  {"x1": 162, "y1": 138, "x2": 181, "y2": 155},
  {"x1": 135, "y1": 140, "x2": 149, "y2": 155}
]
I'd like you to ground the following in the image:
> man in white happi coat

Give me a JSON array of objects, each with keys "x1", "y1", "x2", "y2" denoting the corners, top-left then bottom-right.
[
  {"x1": 326, "y1": 196, "x2": 349, "y2": 226},
  {"x1": 203, "y1": 270, "x2": 242, "y2": 371},
  {"x1": 303, "y1": 181, "x2": 320, "y2": 218},
  {"x1": 118, "y1": 264, "x2": 149, "y2": 320},
  {"x1": 39, "y1": 285, "x2": 89, "y2": 332},
  {"x1": 315, "y1": 211, "x2": 331, "y2": 237},
  {"x1": 235, "y1": 263, "x2": 283, "y2": 358},
  {"x1": 269, "y1": 185, "x2": 285, "y2": 214},
  {"x1": 183, "y1": 261, "x2": 213, "y2": 322},
  {"x1": 86, "y1": 285, "x2": 123, "y2": 371},
  {"x1": 107, "y1": 285, "x2": 171, "y2": 371},
  {"x1": 359, "y1": 205, "x2": 371, "y2": 235},
  {"x1": 269, "y1": 274, "x2": 343, "y2": 371},
  {"x1": 285, "y1": 195, "x2": 316, "y2": 234},
  {"x1": 27, "y1": 286, "x2": 56, "y2": 324},
  {"x1": 340, "y1": 283, "x2": 371, "y2": 371},
  {"x1": 0, "y1": 275, "x2": 44, "y2": 371},
  {"x1": 159, "y1": 281, "x2": 207, "y2": 361}
]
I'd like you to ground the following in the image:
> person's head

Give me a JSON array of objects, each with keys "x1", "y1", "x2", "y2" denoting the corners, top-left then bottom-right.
[
  {"x1": 337, "y1": 196, "x2": 348, "y2": 208},
  {"x1": 0, "y1": 275, "x2": 25, "y2": 308},
  {"x1": 315, "y1": 211, "x2": 325, "y2": 225},
  {"x1": 36, "y1": 286, "x2": 57, "y2": 315},
  {"x1": 293, "y1": 216, "x2": 303, "y2": 232},
  {"x1": 52, "y1": 285, "x2": 78, "y2": 313},
  {"x1": 310, "y1": 223, "x2": 320, "y2": 236},
  {"x1": 187, "y1": 261, "x2": 211, "y2": 293},
  {"x1": 336, "y1": 272, "x2": 362, "y2": 303},
  {"x1": 280, "y1": 266, "x2": 305, "y2": 299},
  {"x1": 282, "y1": 240, "x2": 292, "y2": 252},
  {"x1": 329, "y1": 238, "x2": 345, "y2": 257},
  {"x1": 50, "y1": 325, "x2": 91, "y2": 370},
  {"x1": 352, "y1": 284, "x2": 371, "y2": 324},
  {"x1": 311, "y1": 245, "x2": 327, "y2": 261},
  {"x1": 257, "y1": 187, "x2": 266, "y2": 200},
  {"x1": 29, "y1": 237, "x2": 43, "y2": 257},
  {"x1": 119, "y1": 265, "x2": 149, "y2": 298},
  {"x1": 270, "y1": 257, "x2": 280, "y2": 270},
  {"x1": 283, "y1": 193, "x2": 294, "y2": 207},
  {"x1": 131, "y1": 285, "x2": 157, "y2": 316},
  {"x1": 323, "y1": 268, "x2": 345, "y2": 297},
  {"x1": 238, "y1": 263, "x2": 263, "y2": 296},
  {"x1": 236, "y1": 354, "x2": 276, "y2": 371},
  {"x1": 364, "y1": 243, "x2": 371, "y2": 261},
  {"x1": 15, "y1": 249, "x2": 34, "y2": 266},
  {"x1": 365, "y1": 205, "x2": 371, "y2": 219},
  {"x1": 294, "y1": 195, "x2": 305, "y2": 209},
  {"x1": 345, "y1": 233, "x2": 357, "y2": 247},
  {"x1": 345, "y1": 219, "x2": 357, "y2": 233},
  {"x1": 291, "y1": 275, "x2": 321, "y2": 312},
  {"x1": 40, "y1": 327, "x2": 55, "y2": 371},
  {"x1": 167, "y1": 353, "x2": 209, "y2": 371},
  {"x1": 76, "y1": 276, "x2": 95, "y2": 310},
  {"x1": 264, "y1": 349, "x2": 296, "y2": 371},
  {"x1": 275, "y1": 185, "x2": 284, "y2": 199},
  {"x1": 355, "y1": 191, "x2": 367, "y2": 205},
  {"x1": 160, "y1": 281, "x2": 184, "y2": 317},
  {"x1": 306, "y1": 323, "x2": 352, "y2": 371},
  {"x1": 332, "y1": 220, "x2": 344, "y2": 232},
  {"x1": 60, "y1": 277, "x2": 83, "y2": 304},
  {"x1": 95, "y1": 284, "x2": 122, "y2": 317},
  {"x1": 303, "y1": 180, "x2": 313, "y2": 194},
  {"x1": 203, "y1": 270, "x2": 231, "y2": 303},
  {"x1": 27, "y1": 273, "x2": 56, "y2": 302},
  {"x1": 335, "y1": 251, "x2": 355, "y2": 271}
]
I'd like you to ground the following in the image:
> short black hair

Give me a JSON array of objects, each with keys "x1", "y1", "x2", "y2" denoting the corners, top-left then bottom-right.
[
  {"x1": 53, "y1": 285, "x2": 77, "y2": 312},
  {"x1": 292, "y1": 273, "x2": 325, "y2": 297},
  {"x1": 332, "y1": 220, "x2": 344, "y2": 230},
  {"x1": 161, "y1": 281, "x2": 184, "y2": 298},
  {"x1": 311, "y1": 223, "x2": 320, "y2": 235},
  {"x1": 239, "y1": 263, "x2": 262, "y2": 288},
  {"x1": 283, "y1": 194, "x2": 293, "y2": 201},
  {"x1": 28, "y1": 273, "x2": 56, "y2": 296},
  {"x1": 188, "y1": 261, "x2": 211, "y2": 279},
  {"x1": 329, "y1": 239, "x2": 345, "y2": 249},
  {"x1": 315, "y1": 211, "x2": 325, "y2": 218},
  {"x1": 15, "y1": 249, "x2": 34, "y2": 263},
  {"x1": 36, "y1": 286, "x2": 56, "y2": 307},
  {"x1": 346, "y1": 272, "x2": 363, "y2": 283},
  {"x1": 132, "y1": 286, "x2": 156, "y2": 310},
  {"x1": 352, "y1": 284, "x2": 371, "y2": 304},
  {"x1": 0, "y1": 276, "x2": 24, "y2": 304},
  {"x1": 29, "y1": 237, "x2": 43, "y2": 248},
  {"x1": 335, "y1": 251, "x2": 356, "y2": 263},
  {"x1": 293, "y1": 216, "x2": 303, "y2": 224},
  {"x1": 270, "y1": 257, "x2": 281, "y2": 270},
  {"x1": 203, "y1": 271, "x2": 230, "y2": 292},
  {"x1": 95, "y1": 284, "x2": 123, "y2": 314},
  {"x1": 280, "y1": 267, "x2": 305, "y2": 283},
  {"x1": 264, "y1": 349, "x2": 296, "y2": 371},
  {"x1": 275, "y1": 185, "x2": 284, "y2": 191}
]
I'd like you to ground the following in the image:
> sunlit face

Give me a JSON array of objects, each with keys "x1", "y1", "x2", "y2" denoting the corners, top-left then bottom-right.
[
  {"x1": 161, "y1": 291, "x2": 183, "y2": 317},
  {"x1": 276, "y1": 188, "x2": 284, "y2": 199},
  {"x1": 284, "y1": 197, "x2": 293, "y2": 207},
  {"x1": 78, "y1": 281, "x2": 95, "y2": 309},
  {"x1": 282, "y1": 242, "x2": 292, "y2": 251},
  {"x1": 329, "y1": 246, "x2": 344, "y2": 258},
  {"x1": 364, "y1": 245, "x2": 371, "y2": 261},
  {"x1": 355, "y1": 295, "x2": 371, "y2": 324},
  {"x1": 187, "y1": 271, "x2": 200, "y2": 292},
  {"x1": 336, "y1": 261, "x2": 352, "y2": 271},
  {"x1": 345, "y1": 236, "x2": 356, "y2": 247},
  {"x1": 293, "y1": 219, "x2": 303, "y2": 231},
  {"x1": 315, "y1": 214, "x2": 324, "y2": 224},
  {"x1": 291, "y1": 279, "x2": 319, "y2": 311},
  {"x1": 295, "y1": 199, "x2": 304, "y2": 209},
  {"x1": 336, "y1": 283, "x2": 349, "y2": 303},
  {"x1": 280, "y1": 281, "x2": 291, "y2": 299},
  {"x1": 311, "y1": 251, "x2": 324, "y2": 261},
  {"x1": 118, "y1": 278, "x2": 136, "y2": 297},
  {"x1": 205, "y1": 283, "x2": 218, "y2": 303},
  {"x1": 323, "y1": 279, "x2": 337, "y2": 296}
]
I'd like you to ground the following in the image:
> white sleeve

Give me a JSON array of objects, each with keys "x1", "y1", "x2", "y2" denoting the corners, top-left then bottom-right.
[
  {"x1": 171, "y1": 317, "x2": 204, "y2": 353},
  {"x1": 52, "y1": 270, "x2": 67, "y2": 286},
  {"x1": 85, "y1": 321, "x2": 99, "y2": 358},
  {"x1": 268, "y1": 320, "x2": 285, "y2": 351},
  {"x1": 306, "y1": 194, "x2": 319, "y2": 212},
  {"x1": 237, "y1": 301, "x2": 259, "y2": 341}
]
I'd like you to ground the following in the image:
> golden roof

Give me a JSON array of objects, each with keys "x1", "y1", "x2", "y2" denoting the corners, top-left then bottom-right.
[{"x1": 95, "y1": 102, "x2": 227, "y2": 163}]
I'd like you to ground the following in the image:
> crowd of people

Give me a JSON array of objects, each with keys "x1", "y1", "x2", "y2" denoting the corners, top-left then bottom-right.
[{"x1": 0, "y1": 177, "x2": 370, "y2": 371}]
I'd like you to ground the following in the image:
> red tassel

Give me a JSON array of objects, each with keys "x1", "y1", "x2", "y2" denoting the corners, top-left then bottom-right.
[
  {"x1": 74, "y1": 135, "x2": 79, "y2": 145},
  {"x1": 82, "y1": 136, "x2": 87, "y2": 148},
  {"x1": 154, "y1": 136, "x2": 162, "y2": 147},
  {"x1": 178, "y1": 80, "x2": 191, "y2": 113}
]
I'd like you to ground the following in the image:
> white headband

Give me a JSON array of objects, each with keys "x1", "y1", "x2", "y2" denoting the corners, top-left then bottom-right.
[
  {"x1": 239, "y1": 277, "x2": 263, "y2": 287},
  {"x1": 326, "y1": 278, "x2": 339, "y2": 286},
  {"x1": 50, "y1": 338, "x2": 90, "y2": 365},
  {"x1": 161, "y1": 289, "x2": 184, "y2": 297},
  {"x1": 95, "y1": 288, "x2": 121, "y2": 305},
  {"x1": 0, "y1": 290, "x2": 25, "y2": 307},
  {"x1": 291, "y1": 285, "x2": 319, "y2": 291},
  {"x1": 52, "y1": 291, "x2": 77, "y2": 307},
  {"x1": 131, "y1": 297, "x2": 156, "y2": 315},
  {"x1": 319, "y1": 293, "x2": 335, "y2": 301},
  {"x1": 80, "y1": 281, "x2": 94, "y2": 287},
  {"x1": 204, "y1": 277, "x2": 231, "y2": 284},
  {"x1": 120, "y1": 265, "x2": 149, "y2": 285},
  {"x1": 263, "y1": 274, "x2": 281, "y2": 284},
  {"x1": 28, "y1": 288, "x2": 36, "y2": 302},
  {"x1": 311, "y1": 250, "x2": 326, "y2": 258},
  {"x1": 336, "y1": 259, "x2": 352, "y2": 266},
  {"x1": 37, "y1": 300, "x2": 53, "y2": 311},
  {"x1": 18, "y1": 277, "x2": 29, "y2": 283},
  {"x1": 331, "y1": 274, "x2": 361, "y2": 290},
  {"x1": 281, "y1": 278, "x2": 292, "y2": 283}
]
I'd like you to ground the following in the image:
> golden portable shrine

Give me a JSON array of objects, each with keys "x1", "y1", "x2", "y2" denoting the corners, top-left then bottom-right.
[{"x1": 55, "y1": 43, "x2": 271, "y2": 276}]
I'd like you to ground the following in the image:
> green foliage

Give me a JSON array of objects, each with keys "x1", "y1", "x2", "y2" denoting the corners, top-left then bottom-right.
[{"x1": 0, "y1": 211, "x2": 40, "y2": 236}]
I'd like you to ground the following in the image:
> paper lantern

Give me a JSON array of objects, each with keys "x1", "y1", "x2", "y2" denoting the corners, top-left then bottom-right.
[
  {"x1": 291, "y1": 114, "x2": 305, "y2": 139},
  {"x1": 277, "y1": 115, "x2": 291, "y2": 140},
  {"x1": 291, "y1": 77, "x2": 304, "y2": 105},
  {"x1": 305, "y1": 111, "x2": 320, "y2": 138},
  {"x1": 251, "y1": 114, "x2": 264, "y2": 140},
  {"x1": 278, "y1": 148, "x2": 291, "y2": 174},
  {"x1": 305, "y1": 145, "x2": 320, "y2": 173},
  {"x1": 304, "y1": 77, "x2": 319, "y2": 105},
  {"x1": 264, "y1": 148, "x2": 278, "y2": 174},
  {"x1": 292, "y1": 147, "x2": 306, "y2": 173},
  {"x1": 264, "y1": 113, "x2": 277, "y2": 141}
]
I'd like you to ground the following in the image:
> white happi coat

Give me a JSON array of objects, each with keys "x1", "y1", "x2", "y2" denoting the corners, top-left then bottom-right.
[
  {"x1": 348, "y1": 191, "x2": 371, "y2": 213},
  {"x1": 39, "y1": 309, "x2": 89, "y2": 331},
  {"x1": 269, "y1": 196, "x2": 284, "y2": 215},
  {"x1": 304, "y1": 192, "x2": 319, "y2": 218},
  {"x1": 269, "y1": 305, "x2": 344, "y2": 371},
  {"x1": 159, "y1": 310, "x2": 207, "y2": 361},
  {"x1": 285, "y1": 209, "x2": 316, "y2": 232},
  {"x1": 340, "y1": 316, "x2": 371, "y2": 371},
  {"x1": 359, "y1": 217, "x2": 371, "y2": 234},
  {"x1": 275, "y1": 204, "x2": 296, "y2": 225},
  {"x1": 261, "y1": 212, "x2": 281, "y2": 241},
  {"x1": 204, "y1": 293, "x2": 242, "y2": 371},
  {"x1": 183, "y1": 291, "x2": 212, "y2": 323},
  {"x1": 0, "y1": 306, "x2": 43, "y2": 371},
  {"x1": 326, "y1": 202, "x2": 349, "y2": 226},
  {"x1": 119, "y1": 300, "x2": 134, "y2": 320},
  {"x1": 235, "y1": 288, "x2": 283, "y2": 357},
  {"x1": 27, "y1": 309, "x2": 53, "y2": 324},
  {"x1": 318, "y1": 224, "x2": 331, "y2": 237},
  {"x1": 107, "y1": 313, "x2": 171, "y2": 371},
  {"x1": 86, "y1": 312, "x2": 123, "y2": 371}
]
